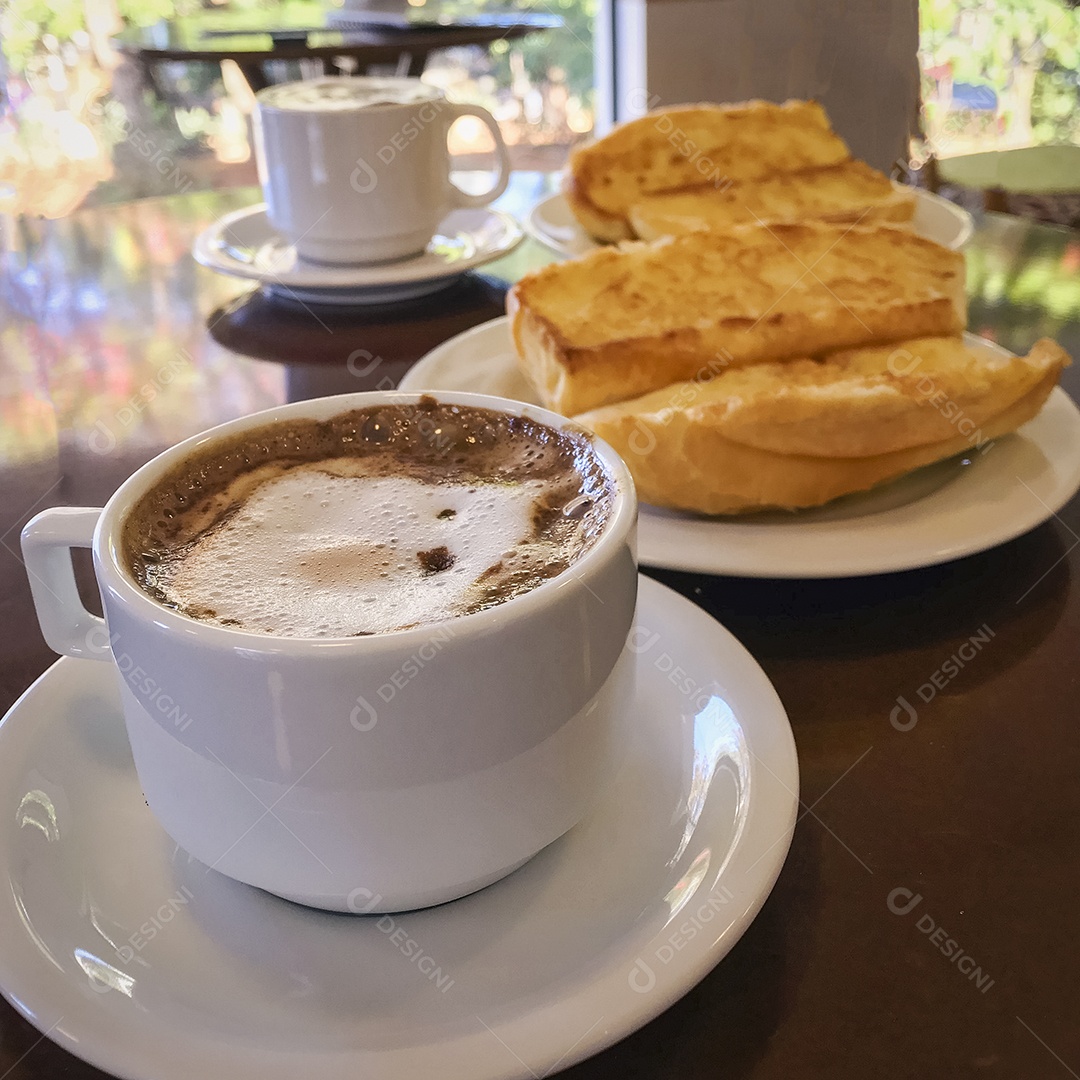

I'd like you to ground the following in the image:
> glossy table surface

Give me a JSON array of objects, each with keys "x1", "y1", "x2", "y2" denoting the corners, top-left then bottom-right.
[
  {"x1": 113, "y1": 11, "x2": 560, "y2": 90},
  {"x1": 113, "y1": 11, "x2": 560, "y2": 59},
  {"x1": 939, "y1": 144, "x2": 1080, "y2": 194},
  {"x1": 2, "y1": 176, "x2": 1080, "y2": 1079}
]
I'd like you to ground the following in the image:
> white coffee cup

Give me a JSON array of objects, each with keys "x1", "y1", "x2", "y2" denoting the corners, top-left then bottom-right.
[
  {"x1": 253, "y1": 77, "x2": 512, "y2": 265},
  {"x1": 21, "y1": 392, "x2": 638, "y2": 912}
]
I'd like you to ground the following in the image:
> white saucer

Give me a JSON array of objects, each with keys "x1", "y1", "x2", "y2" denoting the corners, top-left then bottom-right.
[
  {"x1": 525, "y1": 186, "x2": 975, "y2": 258},
  {"x1": 193, "y1": 205, "x2": 523, "y2": 305},
  {"x1": 400, "y1": 317, "x2": 1080, "y2": 578},
  {"x1": 0, "y1": 577, "x2": 797, "y2": 1080}
]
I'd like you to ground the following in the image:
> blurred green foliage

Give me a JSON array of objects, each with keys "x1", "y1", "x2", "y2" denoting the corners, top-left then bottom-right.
[
  {"x1": 445, "y1": 0, "x2": 595, "y2": 102},
  {"x1": 921, "y1": 0, "x2": 1080, "y2": 143},
  {"x1": 3, "y1": 0, "x2": 191, "y2": 70}
]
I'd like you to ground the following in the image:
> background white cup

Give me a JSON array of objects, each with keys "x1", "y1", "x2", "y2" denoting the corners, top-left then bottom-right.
[
  {"x1": 21, "y1": 392, "x2": 637, "y2": 912},
  {"x1": 253, "y1": 77, "x2": 512, "y2": 264}
]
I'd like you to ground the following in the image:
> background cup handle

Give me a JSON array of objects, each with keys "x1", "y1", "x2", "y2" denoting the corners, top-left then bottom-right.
[
  {"x1": 445, "y1": 102, "x2": 511, "y2": 209},
  {"x1": 21, "y1": 507, "x2": 110, "y2": 660}
]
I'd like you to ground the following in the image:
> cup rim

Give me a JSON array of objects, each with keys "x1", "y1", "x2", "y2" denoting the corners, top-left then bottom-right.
[
  {"x1": 94, "y1": 390, "x2": 637, "y2": 653},
  {"x1": 254, "y1": 75, "x2": 444, "y2": 112}
]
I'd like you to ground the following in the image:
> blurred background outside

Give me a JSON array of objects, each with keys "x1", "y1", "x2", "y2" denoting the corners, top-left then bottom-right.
[
  {"x1": 0, "y1": 0, "x2": 1078, "y2": 219},
  {"x1": 918, "y1": 0, "x2": 1080, "y2": 161}
]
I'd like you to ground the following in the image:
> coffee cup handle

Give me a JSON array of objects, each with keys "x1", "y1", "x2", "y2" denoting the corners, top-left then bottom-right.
[
  {"x1": 21, "y1": 507, "x2": 111, "y2": 660},
  {"x1": 445, "y1": 103, "x2": 511, "y2": 209}
]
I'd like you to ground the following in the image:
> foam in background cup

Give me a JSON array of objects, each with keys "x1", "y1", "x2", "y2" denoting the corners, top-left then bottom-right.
[{"x1": 257, "y1": 78, "x2": 441, "y2": 112}]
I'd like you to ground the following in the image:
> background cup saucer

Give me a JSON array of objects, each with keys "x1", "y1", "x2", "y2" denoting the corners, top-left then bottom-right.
[{"x1": 193, "y1": 204, "x2": 523, "y2": 305}]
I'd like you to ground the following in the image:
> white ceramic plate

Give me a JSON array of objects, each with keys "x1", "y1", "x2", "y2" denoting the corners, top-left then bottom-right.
[
  {"x1": 193, "y1": 205, "x2": 523, "y2": 305},
  {"x1": 400, "y1": 317, "x2": 1080, "y2": 577},
  {"x1": 525, "y1": 186, "x2": 975, "y2": 258},
  {"x1": 0, "y1": 577, "x2": 796, "y2": 1080}
]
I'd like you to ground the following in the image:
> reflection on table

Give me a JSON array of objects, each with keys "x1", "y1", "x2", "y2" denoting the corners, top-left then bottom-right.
[{"x1": 114, "y1": 11, "x2": 561, "y2": 90}]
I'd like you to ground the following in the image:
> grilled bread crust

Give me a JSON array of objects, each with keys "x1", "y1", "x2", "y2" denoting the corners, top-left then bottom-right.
[
  {"x1": 566, "y1": 99, "x2": 852, "y2": 242},
  {"x1": 627, "y1": 161, "x2": 916, "y2": 241},
  {"x1": 509, "y1": 223, "x2": 967, "y2": 416},
  {"x1": 574, "y1": 339, "x2": 1069, "y2": 514}
]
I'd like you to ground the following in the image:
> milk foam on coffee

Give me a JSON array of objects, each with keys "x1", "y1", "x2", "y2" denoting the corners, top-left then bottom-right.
[
  {"x1": 124, "y1": 400, "x2": 613, "y2": 637},
  {"x1": 257, "y1": 77, "x2": 440, "y2": 112},
  {"x1": 159, "y1": 468, "x2": 557, "y2": 636}
]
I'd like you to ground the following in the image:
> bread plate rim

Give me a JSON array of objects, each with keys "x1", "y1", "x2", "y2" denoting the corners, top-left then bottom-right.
[
  {"x1": 524, "y1": 186, "x2": 975, "y2": 258},
  {"x1": 400, "y1": 315, "x2": 1080, "y2": 578}
]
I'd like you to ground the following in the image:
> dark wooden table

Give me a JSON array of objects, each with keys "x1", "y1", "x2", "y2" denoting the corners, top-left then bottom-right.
[
  {"x1": 2, "y1": 176, "x2": 1080, "y2": 1078},
  {"x1": 114, "y1": 12, "x2": 560, "y2": 90}
]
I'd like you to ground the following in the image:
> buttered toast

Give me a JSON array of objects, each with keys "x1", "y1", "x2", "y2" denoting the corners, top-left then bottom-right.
[
  {"x1": 574, "y1": 338, "x2": 1070, "y2": 514},
  {"x1": 565, "y1": 100, "x2": 851, "y2": 242},
  {"x1": 508, "y1": 222, "x2": 967, "y2": 416},
  {"x1": 628, "y1": 160, "x2": 916, "y2": 242}
]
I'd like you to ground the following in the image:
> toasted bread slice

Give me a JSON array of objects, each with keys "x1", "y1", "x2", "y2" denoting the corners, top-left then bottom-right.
[
  {"x1": 566, "y1": 100, "x2": 851, "y2": 242},
  {"x1": 508, "y1": 223, "x2": 967, "y2": 416},
  {"x1": 627, "y1": 161, "x2": 916, "y2": 241},
  {"x1": 574, "y1": 338, "x2": 1069, "y2": 514}
]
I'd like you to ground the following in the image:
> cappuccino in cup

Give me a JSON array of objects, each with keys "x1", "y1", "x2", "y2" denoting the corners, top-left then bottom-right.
[
  {"x1": 22, "y1": 391, "x2": 637, "y2": 911},
  {"x1": 124, "y1": 399, "x2": 614, "y2": 637},
  {"x1": 254, "y1": 77, "x2": 511, "y2": 265}
]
